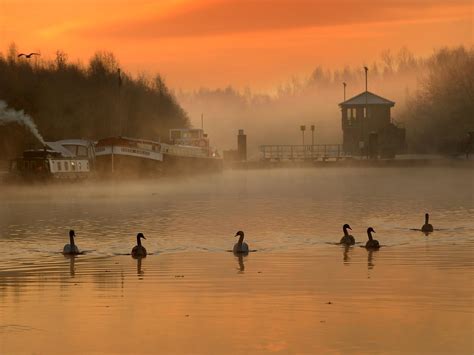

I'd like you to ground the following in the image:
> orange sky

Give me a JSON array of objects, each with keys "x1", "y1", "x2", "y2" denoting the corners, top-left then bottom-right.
[{"x1": 1, "y1": 0, "x2": 472, "y2": 90}]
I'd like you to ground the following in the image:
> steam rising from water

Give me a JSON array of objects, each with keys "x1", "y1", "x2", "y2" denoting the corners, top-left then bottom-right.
[{"x1": 0, "y1": 100, "x2": 45, "y2": 145}]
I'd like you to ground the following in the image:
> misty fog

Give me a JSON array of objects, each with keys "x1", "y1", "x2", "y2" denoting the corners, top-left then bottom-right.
[{"x1": 178, "y1": 46, "x2": 473, "y2": 157}]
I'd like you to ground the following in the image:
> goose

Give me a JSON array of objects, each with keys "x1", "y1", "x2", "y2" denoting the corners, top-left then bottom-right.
[
  {"x1": 63, "y1": 229, "x2": 80, "y2": 255},
  {"x1": 421, "y1": 213, "x2": 434, "y2": 233},
  {"x1": 340, "y1": 224, "x2": 355, "y2": 245},
  {"x1": 365, "y1": 227, "x2": 380, "y2": 249},
  {"x1": 233, "y1": 231, "x2": 249, "y2": 253},
  {"x1": 131, "y1": 233, "x2": 147, "y2": 258}
]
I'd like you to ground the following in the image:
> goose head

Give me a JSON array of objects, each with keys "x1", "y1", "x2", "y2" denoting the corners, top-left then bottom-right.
[
  {"x1": 137, "y1": 232, "x2": 146, "y2": 245},
  {"x1": 235, "y1": 230, "x2": 245, "y2": 243},
  {"x1": 367, "y1": 227, "x2": 375, "y2": 240},
  {"x1": 343, "y1": 224, "x2": 351, "y2": 234}
]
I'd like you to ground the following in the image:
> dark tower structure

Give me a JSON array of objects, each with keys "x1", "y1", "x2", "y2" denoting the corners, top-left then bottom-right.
[
  {"x1": 339, "y1": 91, "x2": 405, "y2": 158},
  {"x1": 237, "y1": 129, "x2": 247, "y2": 161}
]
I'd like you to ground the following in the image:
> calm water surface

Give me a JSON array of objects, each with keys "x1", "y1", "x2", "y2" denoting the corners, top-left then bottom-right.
[{"x1": 0, "y1": 167, "x2": 473, "y2": 354}]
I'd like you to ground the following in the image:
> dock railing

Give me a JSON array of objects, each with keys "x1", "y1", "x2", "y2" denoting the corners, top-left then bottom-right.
[{"x1": 259, "y1": 144, "x2": 349, "y2": 161}]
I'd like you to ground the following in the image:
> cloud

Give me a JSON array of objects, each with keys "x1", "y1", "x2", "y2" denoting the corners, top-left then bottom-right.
[{"x1": 76, "y1": 0, "x2": 472, "y2": 39}]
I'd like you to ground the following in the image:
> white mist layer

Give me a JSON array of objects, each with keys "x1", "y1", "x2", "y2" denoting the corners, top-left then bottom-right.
[{"x1": 0, "y1": 100, "x2": 45, "y2": 145}]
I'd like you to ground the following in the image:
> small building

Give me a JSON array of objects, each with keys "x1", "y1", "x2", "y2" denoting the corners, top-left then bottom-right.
[{"x1": 339, "y1": 91, "x2": 405, "y2": 157}]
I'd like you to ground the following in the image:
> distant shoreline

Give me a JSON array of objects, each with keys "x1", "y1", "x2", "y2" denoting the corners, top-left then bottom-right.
[
  {"x1": 1, "y1": 157, "x2": 472, "y2": 184},
  {"x1": 228, "y1": 157, "x2": 474, "y2": 170}
]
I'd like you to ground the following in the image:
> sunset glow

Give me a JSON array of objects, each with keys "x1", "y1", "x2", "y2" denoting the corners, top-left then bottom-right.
[{"x1": 1, "y1": 0, "x2": 472, "y2": 89}]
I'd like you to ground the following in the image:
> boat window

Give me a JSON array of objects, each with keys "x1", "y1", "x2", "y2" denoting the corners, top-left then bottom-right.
[
  {"x1": 77, "y1": 146, "x2": 87, "y2": 157},
  {"x1": 57, "y1": 161, "x2": 62, "y2": 171},
  {"x1": 170, "y1": 130, "x2": 181, "y2": 140},
  {"x1": 64, "y1": 145, "x2": 77, "y2": 155},
  {"x1": 71, "y1": 161, "x2": 76, "y2": 171},
  {"x1": 78, "y1": 162, "x2": 82, "y2": 170},
  {"x1": 64, "y1": 161, "x2": 69, "y2": 171},
  {"x1": 86, "y1": 162, "x2": 89, "y2": 170}
]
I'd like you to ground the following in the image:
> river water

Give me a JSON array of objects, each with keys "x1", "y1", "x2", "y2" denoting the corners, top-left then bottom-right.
[{"x1": 0, "y1": 167, "x2": 473, "y2": 354}]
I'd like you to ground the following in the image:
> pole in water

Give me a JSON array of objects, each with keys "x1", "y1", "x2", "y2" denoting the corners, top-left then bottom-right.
[{"x1": 201, "y1": 113, "x2": 204, "y2": 131}]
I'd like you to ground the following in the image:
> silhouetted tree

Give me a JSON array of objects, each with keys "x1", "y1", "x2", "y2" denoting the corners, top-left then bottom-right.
[
  {"x1": 400, "y1": 46, "x2": 474, "y2": 154},
  {"x1": 0, "y1": 45, "x2": 189, "y2": 158}
]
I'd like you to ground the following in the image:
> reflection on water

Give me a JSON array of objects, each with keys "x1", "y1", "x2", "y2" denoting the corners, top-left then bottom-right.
[
  {"x1": 65, "y1": 254, "x2": 76, "y2": 277},
  {"x1": 0, "y1": 168, "x2": 473, "y2": 353},
  {"x1": 367, "y1": 249, "x2": 376, "y2": 270},
  {"x1": 234, "y1": 252, "x2": 248, "y2": 273},
  {"x1": 342, "y1": 245, "x2": 352, "y2": 264},
  {"x1": 136, "y1": 257, "x2": 144, "y2": 277}
]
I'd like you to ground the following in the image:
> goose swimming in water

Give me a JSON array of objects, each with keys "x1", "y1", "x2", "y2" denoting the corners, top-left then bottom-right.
[
  {"x1": 365, "y1": 227, "x2": 380, "y2": 249},
  {"x1": 421, "y1": 213, "x2": 434, "y2": 233},
  {"x1": 340, "y1": 224, "x2": 355, "y2": 245},
  {"x1": 63, "y1": 230, "x2": 80, "y2": 255},
  {"x1": 233, "y1": 231, "x2": 249, "y2": 253},
  {"x1": 131, "y1": 233, "x2": 147, "y2": 258}
]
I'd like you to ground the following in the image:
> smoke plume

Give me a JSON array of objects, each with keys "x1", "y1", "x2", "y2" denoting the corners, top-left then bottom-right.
[{"x1": 0, "y1": 100, "x2": 45, "y2": 145}]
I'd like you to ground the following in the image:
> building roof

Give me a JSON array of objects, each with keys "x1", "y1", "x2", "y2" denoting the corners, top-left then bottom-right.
[{"x1": 339, "y1": 91, "x2": 395, "y2": 107}]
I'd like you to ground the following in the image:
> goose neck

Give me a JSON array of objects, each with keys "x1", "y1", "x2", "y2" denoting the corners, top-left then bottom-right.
[{"x1": 367, "y1": 231, "x2": 373, "y2": 241}]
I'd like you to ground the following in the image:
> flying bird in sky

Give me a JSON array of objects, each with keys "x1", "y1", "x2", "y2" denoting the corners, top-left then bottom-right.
[{"x1": 18, "y1": 52, "x2": 40, "y2": 58}]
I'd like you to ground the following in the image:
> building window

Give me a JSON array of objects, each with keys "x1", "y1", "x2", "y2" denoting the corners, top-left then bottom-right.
[
  {"x1": 57, "y1": 162, "x2": 62, "y2": 171},
  {"x1": 364, "y1": 107, "x2": 370, "y2": 118},
  {"x1": 64, "y1": 161, "x2": 69, "y2": 171},
  {"x1": 349, "y1": 108, "x2": 356, "y2": 119}
]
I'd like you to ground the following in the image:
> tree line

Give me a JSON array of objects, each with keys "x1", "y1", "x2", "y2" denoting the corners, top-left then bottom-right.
[
  {"x1": 178, "y1": 46, "x2": 473, "y2": 155},
  {"x1": 0, "y1": 44, "x2": 189, "y2": 158}
]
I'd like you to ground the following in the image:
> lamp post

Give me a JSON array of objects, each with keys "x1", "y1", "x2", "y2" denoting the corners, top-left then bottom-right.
[
  {"x1": 300, "y1": 125, "x2": 306, "y2": 146},
  {"x1": 300, "y1": 125, "x2": 306, "y2": 160},
  {"x1": 310, "y1": 124, "x2": 315, "y2": 159},
  {"x1": 343, "y1": 82, "x2": 347, "y2": 101}
]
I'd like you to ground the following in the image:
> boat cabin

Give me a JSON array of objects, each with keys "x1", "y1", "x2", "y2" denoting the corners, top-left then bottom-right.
[
  {"x1": 169, "y1": 129, "x2": 209, "y2": 148},
  {"x1": 10, "y1": 140, "x2": 94, "y2": 180}
]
